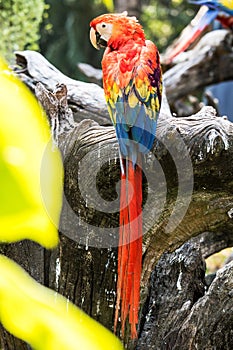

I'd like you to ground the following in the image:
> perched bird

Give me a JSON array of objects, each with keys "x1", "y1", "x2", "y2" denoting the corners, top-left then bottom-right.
[
  {"x1": 90, "y1": 12, "x2": 162, "y2": 339},
  {"x1": 168, "y1": 0, "x2": 233, "y2": 62}
]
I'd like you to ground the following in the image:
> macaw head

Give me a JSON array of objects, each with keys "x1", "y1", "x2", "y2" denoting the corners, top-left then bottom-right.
[{"x1": 90, "y1": 12, "x2": 145, "y2": 50}]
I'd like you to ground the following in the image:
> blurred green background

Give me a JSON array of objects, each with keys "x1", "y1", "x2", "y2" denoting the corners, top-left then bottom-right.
[
  {"x1": 40, "y1": 0, "x2": 195, "y2": 79},
  {"x1": 0, "y1": 0, "x2": 196, "y2": 79}
]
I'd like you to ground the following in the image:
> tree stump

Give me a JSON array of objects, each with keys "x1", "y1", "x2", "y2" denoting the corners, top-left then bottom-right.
[{"x1": 1, "y1": 48, "x2": 233, "y2": 349}]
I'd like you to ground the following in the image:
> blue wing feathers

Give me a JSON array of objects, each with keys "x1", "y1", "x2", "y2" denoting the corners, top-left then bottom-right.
[
  {"x1": 189, "y1": 0, "x2": 233, "y2": 15},
  {"x1": 111, "y1": 88, "x2": 159, "y2": 164},
  {"x1": 107, "y1": 50, "x2": 161, "y2": 166},
  {"x1": 115, "y1": 101, "x2": 157, "y2": 163}
]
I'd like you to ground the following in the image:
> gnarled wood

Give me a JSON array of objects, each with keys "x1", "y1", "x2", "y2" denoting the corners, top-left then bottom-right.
[
  {"x1": 1, "y1": 50, "x2": 233, "y2": 349},
  {"x1": 137, "y1": 239, "x2": 233, "y2": 350},
  {"x1": 163, "y1": 29, "x2": 233, "y2": 105},
  {"x1": 14, "y1": 50, "x2": 110, "y2": 125}
]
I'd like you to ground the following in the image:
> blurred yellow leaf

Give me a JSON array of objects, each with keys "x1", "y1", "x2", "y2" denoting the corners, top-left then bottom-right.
[
  {"x1": 0, "y1": 255, "x2": 124, "y2": 350},
  {"x1": 103, "y1": 0, "x2": 114, "y2": 12},
  {"x1": 0, "y1": 57, "x2": 63, "y2": 247},
  {"x1": 0, "y1": 57, "x2": 124, "y2": 350}
]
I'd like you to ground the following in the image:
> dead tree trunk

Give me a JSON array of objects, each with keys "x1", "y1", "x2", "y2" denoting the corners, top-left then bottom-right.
[
  {"x1": 1, "y1": 45, "x2": 233, "y2": 349},
  {"x1": 163, "y1": 29, "x2": 233, "y2": 105}
]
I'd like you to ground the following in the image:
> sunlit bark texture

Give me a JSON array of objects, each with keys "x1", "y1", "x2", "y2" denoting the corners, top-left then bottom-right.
[{"x1": 0, "y1": 48, "x2": 233, "y2": 349}]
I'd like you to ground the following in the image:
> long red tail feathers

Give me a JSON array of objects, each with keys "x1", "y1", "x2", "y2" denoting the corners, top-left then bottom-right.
[{"x1": 114, "y1": 156, "x2": 143, "y2": 339}]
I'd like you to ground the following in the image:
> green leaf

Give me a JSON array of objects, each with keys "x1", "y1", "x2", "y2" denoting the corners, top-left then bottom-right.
[
  {"x1": 0, "y1": 57, "x2": 63, "y2": 247},
  {"x1": 0, "y1": 255, "x2": 124, "y2": 350}
]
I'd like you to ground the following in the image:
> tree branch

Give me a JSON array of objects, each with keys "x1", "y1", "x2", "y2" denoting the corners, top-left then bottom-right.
[
  {"x1": 163, "y1": 29, "x2": 233, "y2": 105},
  {"x1": 137, "y1": 240, "x2": 233, "y2": 350},
  {"x1": 8, "y1": 50, "x2": 233, "y2": 349}
]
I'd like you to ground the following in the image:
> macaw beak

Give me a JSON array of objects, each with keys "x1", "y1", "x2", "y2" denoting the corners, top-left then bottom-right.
[
  {"x1": 90, "y1": 27, "x2": 107, "y2": 50},
  {"x1": 90, "y1": 27, "x2": 99, "y2": 50}
]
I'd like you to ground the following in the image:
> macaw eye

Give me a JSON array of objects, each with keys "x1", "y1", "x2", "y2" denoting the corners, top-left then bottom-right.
[{"x1": 96, "y1": 22, "x2": 113, "y2": 43}]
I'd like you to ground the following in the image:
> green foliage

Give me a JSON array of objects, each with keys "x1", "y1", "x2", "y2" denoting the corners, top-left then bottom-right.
[
  {"x1": 0, "y1": 0, "x2": 46, "y2": 62},
  {"x1": 40, "y1": 0, "x2": 112, "y2": 79},
  {"x1": 141, "y1": 0, "x2": 195, "y2": 52},
  {"x1": 39, "y1": 0, "x2": 197, "y2": 78},
  {"x1": 0, "y1": 255, "x2": 124, "y2": 349},
  {"x1": 0, "y1": 57, "x2": 123, "y2": 350},
  {"x1": 0, "y1": 57, "x2": 63, "y2": 246}
]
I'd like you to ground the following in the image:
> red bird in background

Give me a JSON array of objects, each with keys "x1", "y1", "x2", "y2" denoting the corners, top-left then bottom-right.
[
  {"x1": 167, "y1": 0, "x2": 233, "y2": 63},
  {"x1": 90, "y1": 12, "x2": 162, "y2": 339}
]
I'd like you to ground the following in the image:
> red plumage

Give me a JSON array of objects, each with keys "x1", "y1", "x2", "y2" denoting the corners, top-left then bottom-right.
[
  {"x1": 90, "y1": 12, "x2": 162, "y2": 339},
  {"x1": 115, "y1": 158, "x2": 143, "y2": 338}
]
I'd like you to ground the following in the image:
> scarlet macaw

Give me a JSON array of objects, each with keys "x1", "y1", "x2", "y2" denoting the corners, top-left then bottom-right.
[
  {"x1": 168, "y1": 0, "x2": 233, "y2": 62},
  {"x1": 90, "y1": 12, "x2": 162, "y2": 339}
]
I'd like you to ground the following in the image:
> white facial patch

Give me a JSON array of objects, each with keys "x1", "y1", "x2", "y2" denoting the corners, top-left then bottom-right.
[{"x1": 96, "y1": 22, "x2": 113, "y2": 43}]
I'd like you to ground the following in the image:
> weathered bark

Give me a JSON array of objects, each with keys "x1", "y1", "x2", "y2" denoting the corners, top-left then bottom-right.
[
  {"x1": 1, "y1": 51, "x2": 233, "y2": 349},
  {"x1": 137, "y1": 240, "x2": 233, "y2": 350},
  {"x1": 163, "y1": 29, "x2": 233, "y2": 105},
  {"x1": 14, "y1": 50, "x2": 110, "y2": 125}
]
